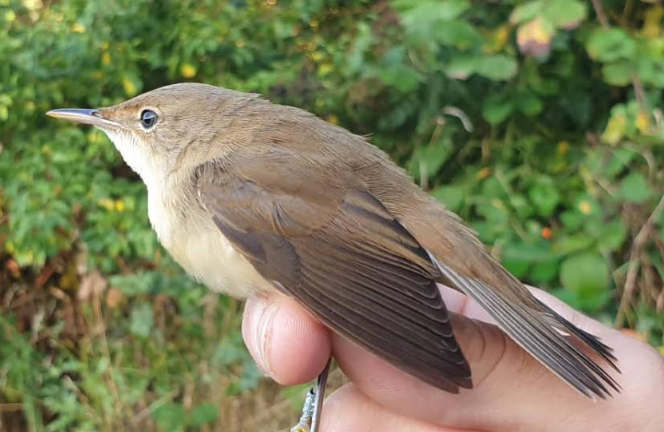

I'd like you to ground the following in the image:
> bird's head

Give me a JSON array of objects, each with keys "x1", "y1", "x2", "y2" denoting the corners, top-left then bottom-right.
[{"x1": 47, "y1": 83, "x2": 260, "y2": 188}]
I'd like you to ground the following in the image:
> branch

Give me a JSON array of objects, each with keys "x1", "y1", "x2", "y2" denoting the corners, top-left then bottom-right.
[
  {"x1": 591, "y1": 0, "x2": 610, "y2": 28},
  {"x1": 616, "y1": 193, "x2": 664, "y2": 326}
]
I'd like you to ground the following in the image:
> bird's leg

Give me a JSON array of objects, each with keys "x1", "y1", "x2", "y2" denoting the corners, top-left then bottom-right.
[{"x1": 290, "y1": 358, "x2": 331, "y2": 432}]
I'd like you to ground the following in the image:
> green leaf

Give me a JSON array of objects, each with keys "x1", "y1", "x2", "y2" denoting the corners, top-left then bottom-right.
[
  {"x1": 528, "y1": 177, "x2": 560, "y2": 216},
  {"x1": 446, "y1": 56, "x2": 476, "y2": 80},
  {"x1": 510, "y1": 0, "x2": 543, "y2": 24},
  {"x1": 560, "y1": 252, "x2": 609, "y2": 294},
  {"x1": 552, "y1": 288, "x2": 612, "y2": 312},
  {"x1": 604, "y1": 148, "x2": 635, "y2": 176},
  {"x1": 578, "y1": 289, "x2": 613, "y2": 312},
  {"x1": 515, "y1": 91, "x2": 543, "y2": 116},
  {"x1": 542, "y1": 0, "x2": 587, "y2": 29},
  {"x1": 501, "y1": 242, "x2": 559, "y2": 263},
  {"x1": 531, "y1": 260, "x2": 559, "y2": 283},
  {"x1": 238, "y1": 361, "x2": 263, "y2": 392},
  {"x1": 129, "y1": 303, "x2": 153, "y2": 338},
  {"x1": 212, "y1": 335, "x2": 246, "y2": 366},
  {"x1": 432, "y1": 185, "x2": 464, "y2": 212},
  {"x1": 560, "y1": 210, "x2": 583, "y2": 230},
  {"x1": 475, "y1": 55, "x2": 518, "y2": 81},
  {"x1": 187, "y1": 403, "x2": 219, "y2": 427},
  {"x1": 375, "y1": 63, "x2": 420, "y2": 92},
  {"x1": 619, "y1": 172, "x2": 651, "y2": 203},
  {"x1": 503, "y1": 257, "x2": 530, "y2": 278},
  {"x1": 393, "y1": 0, "x2": 471, "y2": 23},
  {"x1": 482, "y1": 93, "x2": 514, "y2": 125},
  {"x1": 433, "y1": 20, "x2": 483, "y2": 49},
  {"x1": 447, "y1": 54, "x2": 517, "y2": 81},
  {"x1": 152, "y1": 403, "x2": 186, "y2": 432},
  {"x1": 635, "y1": 55, "x2": 664, "y2": 88},
  {"x1": 595, "y1": 219, "x2": 627, "y2": 250},
  {"x1": 408, "y1": 138, "x2": 453, "y2": 180},
  {"x1": 602, "y1": 61, "x2": 632, "y2": 86},
  {"x1": 586, "y1": 28, "x2": 636, "y2": 62}
]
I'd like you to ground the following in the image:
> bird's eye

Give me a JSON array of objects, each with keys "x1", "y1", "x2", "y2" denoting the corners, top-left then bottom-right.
[{"x1": 140, "y1": 109, "x2": 158, "y2": 129}]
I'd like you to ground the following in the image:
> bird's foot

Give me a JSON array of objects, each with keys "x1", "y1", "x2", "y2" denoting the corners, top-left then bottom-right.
[{"x1": 290, "y1": 359, "x2": 331, "y2": 432}]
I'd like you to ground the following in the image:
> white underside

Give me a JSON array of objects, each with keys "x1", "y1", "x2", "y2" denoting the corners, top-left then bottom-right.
[
  {"x1": 106, "y1": 129, "x2": 272, "y2": 298},
  {"x1": 156, "y1": 198, "x2": 273, "y2": 298}
]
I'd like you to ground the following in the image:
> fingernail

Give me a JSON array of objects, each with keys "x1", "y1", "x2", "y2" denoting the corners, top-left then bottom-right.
[{"x1": 244, "y1": 297, "x2": 277, "y2": 378}]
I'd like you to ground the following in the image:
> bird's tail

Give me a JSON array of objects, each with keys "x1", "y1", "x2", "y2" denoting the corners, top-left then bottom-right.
[{"x1": 431, "y1": 255, "x2": 621, "y2": 400}]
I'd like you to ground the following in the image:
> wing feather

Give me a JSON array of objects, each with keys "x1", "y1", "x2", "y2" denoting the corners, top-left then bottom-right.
[{"x1": 197, "y1": 161, "x2": 472, "y2": 392}]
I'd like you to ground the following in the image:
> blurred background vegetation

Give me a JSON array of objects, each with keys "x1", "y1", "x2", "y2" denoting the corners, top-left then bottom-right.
[{"x1": 1, "y1": 0, "x2": 663, "y2": 430}]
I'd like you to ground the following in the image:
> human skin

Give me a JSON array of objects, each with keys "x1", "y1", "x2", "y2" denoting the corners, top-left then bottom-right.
[{"x1": 242, "y1": 285, "x2": 664, "y2": 432}]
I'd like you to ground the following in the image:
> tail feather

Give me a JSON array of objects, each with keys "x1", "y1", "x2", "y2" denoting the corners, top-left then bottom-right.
[
  {"x1": 431, "y1": 255, "x2": 621, "y2": 399},
  {"x1": 538, "y1": 299, "x2": 620, "y2": 370}
]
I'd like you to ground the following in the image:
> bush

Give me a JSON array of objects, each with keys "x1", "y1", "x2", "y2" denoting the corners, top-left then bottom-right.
[{"x1": 1, "y1": 0, "x2": 663, "y2": 430}]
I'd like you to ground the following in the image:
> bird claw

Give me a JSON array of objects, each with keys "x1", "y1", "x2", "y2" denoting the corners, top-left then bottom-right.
[
  {"x1": 290, "y1": 421, "x2": 312, "y2": 432},
  {"x1": 290, "y1": 359, "x2": 330, "y2": 432}
]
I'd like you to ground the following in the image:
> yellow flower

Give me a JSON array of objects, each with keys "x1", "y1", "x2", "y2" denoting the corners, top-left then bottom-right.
[
  {"x1": 309, "y1": 51, "x2": 323, "y2": 62},
  {"x1": 122, "y1": 78, "x2": 138, "y2": 96},
  {"x1": 72, "y1": 22, "x2": 85, "y2": 33},
  {"x1": 98, "y1": 198, "x2": 115, "y2": 211},
  {"x1": 115, "y1": 199, "x2": 126, "y2": 212},
  {"x1": 5, "y1": 10, "x2": 16, "y2": 22},
  {"x1": 102, "y1": 51, "x2": 111, "y2": 66},
  {"x1": 601, "y1": 113, "x2": 627, "y2": 145},
  {"x1": 635, "y1": 111, "x2": 651, "y2": 134},
  {"x1": 578, "y1": 200, "x2": 592, "y2": 215},
  {"x1": 180, "y1": 63, "x2": 197, "y2": 78},
  {"x1": 318, "y1": 63, "x2": 333, "y2": 76}
]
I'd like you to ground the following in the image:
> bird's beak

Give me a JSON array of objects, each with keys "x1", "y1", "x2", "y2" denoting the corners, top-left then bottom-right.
[{"x1": 46, "y1": 108, "x2": 123, "y2": 129}]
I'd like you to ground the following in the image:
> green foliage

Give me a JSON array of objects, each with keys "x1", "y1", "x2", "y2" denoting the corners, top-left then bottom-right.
[{"x1": 1, "y1": 0, "x2": 664, "y2": 430}]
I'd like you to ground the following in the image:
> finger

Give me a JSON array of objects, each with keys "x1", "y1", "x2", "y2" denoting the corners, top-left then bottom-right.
[
  {"x1": 242, "y1": 293, "x2": 331, "y2": 385},
  {"x1": 332, "y1": 285, "x2": 626, "y2": 431},
  {"x1": 320, "y1": 384, "x2": 478, "y2": 432},
  {"x1": 243, "y1": 285, "x2": 630, "y2": 431}
]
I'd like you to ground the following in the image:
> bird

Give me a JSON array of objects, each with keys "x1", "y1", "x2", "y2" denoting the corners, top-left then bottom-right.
[{"x1": 47, "y1": 83, "x2": 620, "y2": 431}]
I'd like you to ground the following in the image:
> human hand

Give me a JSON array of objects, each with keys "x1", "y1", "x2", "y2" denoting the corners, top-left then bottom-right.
[{"x1": 242, "y1": 285, "x2": 664, "y2": 432}]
